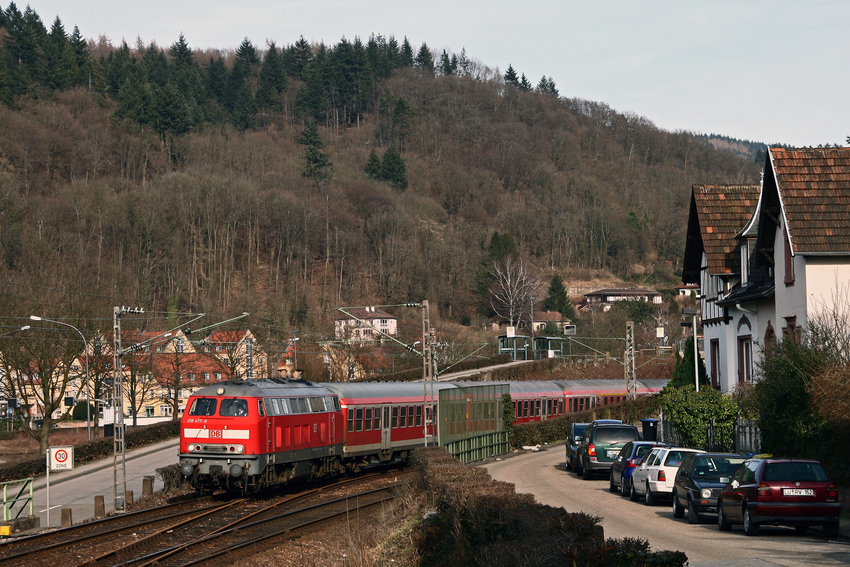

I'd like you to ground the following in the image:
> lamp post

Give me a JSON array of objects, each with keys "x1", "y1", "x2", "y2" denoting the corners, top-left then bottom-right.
[
  {"x1": 289, "y1": 336, "x2": 300, "y2": 370},
  {"x1": 30, "y1": 316, "x2": 92, "y2": 440}
]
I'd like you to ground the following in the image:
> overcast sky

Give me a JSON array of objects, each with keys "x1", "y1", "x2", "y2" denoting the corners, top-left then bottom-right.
[{"x1": 24, "y1": 0, "x2": 850, "y2": 148}]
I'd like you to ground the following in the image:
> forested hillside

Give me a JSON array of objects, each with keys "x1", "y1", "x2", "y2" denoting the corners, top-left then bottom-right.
[{"x1": 0, "y1": 3, "x2": 761, "y2": 340}]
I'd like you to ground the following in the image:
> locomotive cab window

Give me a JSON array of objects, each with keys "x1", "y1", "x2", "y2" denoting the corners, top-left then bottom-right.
[
  {"x1": 188, "y1": 398, "x2": 217, "y2": 416},
  {"x1": 221, "y1": 399, "x2": 248, "y2": 417},
  {"x1": 257, "y1": 400, "x2": 265, "y2": 417}
]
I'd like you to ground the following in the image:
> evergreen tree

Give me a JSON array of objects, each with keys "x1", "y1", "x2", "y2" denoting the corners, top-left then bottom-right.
[
  {"x1": 296, "y1": 122, "x2": 323, "y2": 147},
  {"x1": 380, "y1": 144, "x2": 408, "y2": 190},
  {"x1": 542, "y1": 274, "x2": 576, "y2": 320},
  {"x1": 457, "y1": 47, "x2": 472, "y2": 77},
  {"x1": 303, "y1": 144, "x2": 332, "y2": 179},
  {"x1": 519, "y1": 73, "x2": 532, "y2": 91},
  {"x1": 364, "y1": 148, "x2": 382, "y2": 179},
  {"x1": 668, "y1": 335, "x2": 709, "y2": 390},
  {"x1": 488, "y1": 231, "x2": 518, "y2": 262},
  {"x1": 168, "y1": 33, "x2": 195, "y2": 68},
  {"x1": 400, "y1": 37, "x2": 414, "y2": 67},
  {"x1": 504, "y1": 64, "x2": 519, "y2": 87},
  {"x1": 44, "y1": 16, "x2": 69, "y2": 90},
  {"x1": 536, "y1": 75, "x2": 559, "y2": 98},
  {"x1": 415, "y1": 42, "x2": 435, "y2": 75},
  {"x1": 290, "y1": 36, "x2": 313, "y2": 77},
  {"x1": 439, "y1": 49, "x2": 455, "y2": 75},
  {"x1": 256, "y1": 41, "x2": 286, "y2": 112}
]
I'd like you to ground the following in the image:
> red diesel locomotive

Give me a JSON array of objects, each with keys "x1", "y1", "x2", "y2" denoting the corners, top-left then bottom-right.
[{"x1": 178, "y1": 377, "x2": 666, "y2": 493}]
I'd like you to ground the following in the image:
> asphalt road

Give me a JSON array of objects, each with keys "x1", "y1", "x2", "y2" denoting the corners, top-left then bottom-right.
[
  {"x1": 26, "y1": 437, "x2": 180, "y2": 529},
  {"x1": 482, "y1": 445, "x2": 850, "y2": 566}
]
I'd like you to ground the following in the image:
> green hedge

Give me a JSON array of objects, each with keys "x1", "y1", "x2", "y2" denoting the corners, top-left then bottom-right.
[{"x1": 0, "y1": 421, "x2": 179, "y2": 483}]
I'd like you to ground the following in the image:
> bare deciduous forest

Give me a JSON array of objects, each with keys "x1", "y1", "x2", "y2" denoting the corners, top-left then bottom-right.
[{"x1": 0, "y1": 3, "x2": 762, "y2": 346}]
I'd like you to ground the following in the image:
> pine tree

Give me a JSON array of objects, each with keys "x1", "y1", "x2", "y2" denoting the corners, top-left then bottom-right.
[
  {"x1": 304, "y1": 144, "x2": 332, "y2": 179},
  {"x1": 519, "y1": 73, "x2": 532, "y2": 92},
  {"x1": 296, "y1": 122, "x2": 323, "y2": 147},
  {"x1": 364, "y1": 148, "x2": 382, "y2": 179},
  {"x1": 168, "y1": 33, "x2": 195, "y2": 68},
  {"x1": 504, "y1": 64, "x2": 519, "y2": 87},
  {"x1": 380, "y1": 144, "x2": 408, "y2": 190},
  {"x1": 415, "y1": 43, "x2": 435, "y2": 75},
  {"x1": 542, "y1": 274, "x2": 576, "y2": 320},
  {"x1": 256, "y1": 41, "x2": 286, "y2": 112},
  {"x1": 400, "y1": 37, "x2": 415, "y2": 67}
]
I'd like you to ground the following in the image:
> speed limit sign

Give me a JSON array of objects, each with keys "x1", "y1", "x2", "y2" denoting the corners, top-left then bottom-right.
[{"x1": 49, "y1": 445, "x2": 74, "y2": 471}]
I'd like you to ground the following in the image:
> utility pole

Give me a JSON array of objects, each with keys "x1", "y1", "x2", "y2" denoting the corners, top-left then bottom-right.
[
  {"x1": 422, "y1": 300, "x2": 436, "y2": 447},
  {"x1": 112, "y1": 306, "x2": 144, "y2": 513},
  {"x1": 625, "y1": 321, "x2": 636, "y2": 399}
]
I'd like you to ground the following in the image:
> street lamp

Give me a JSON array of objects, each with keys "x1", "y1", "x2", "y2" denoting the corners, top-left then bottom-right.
[
  {"x1": 0, "y1": 325, "x2": 30, "y2": 338},
  {"x1": 30, "y1": 316, "x2": 92, "y2": 440},
  {"x1": 682, "y1": 308, "x2": 699, "y2": 393}
]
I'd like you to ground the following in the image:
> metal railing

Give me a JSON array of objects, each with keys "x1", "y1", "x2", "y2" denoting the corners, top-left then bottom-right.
[{"x1": 2, "y1": 478, "x2": 33, "y2": 521}]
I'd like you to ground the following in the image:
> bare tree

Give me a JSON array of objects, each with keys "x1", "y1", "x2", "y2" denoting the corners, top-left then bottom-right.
[{"x1": 489, "y1": 257, "x2": 541, "y2": 326}]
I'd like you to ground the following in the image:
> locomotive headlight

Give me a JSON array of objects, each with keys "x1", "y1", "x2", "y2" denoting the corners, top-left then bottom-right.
[
  {"x1": 228, "y1": 444, "x2": 245, "y2": 454},
  {"x1": 181, "y1": 463, "x2": 195, "y2": 477},
  {"x1": 701, "y1": 488, "x2": 712, "y2": 499},
  {"x1": 229, "y1": 464, "x2": 243, "y2": 477}
]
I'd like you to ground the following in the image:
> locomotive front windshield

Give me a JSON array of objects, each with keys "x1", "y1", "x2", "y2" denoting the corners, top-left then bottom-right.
[
  {"x1": 220, "y1": 398, "x2": 249, "y2": 417},
  {"x1": 188, "y1": 398, "x2": 217, "y2": 416}
]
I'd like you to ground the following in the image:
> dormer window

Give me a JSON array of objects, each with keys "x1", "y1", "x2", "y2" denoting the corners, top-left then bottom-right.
[{"x1": 740, "y1": 241, "x2": 749, "y2": 286}]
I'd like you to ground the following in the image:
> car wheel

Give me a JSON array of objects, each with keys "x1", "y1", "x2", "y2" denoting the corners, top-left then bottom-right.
[
  {"x1": 794, "y1": 525, "x2": 809, "y2": 535},
  {"x1": 672, "y1": 491, "x2": 684, "y2": 519},
  {"x1": 620, "y1": 477, "x2": 629, "y2": 497},
  {"x1": 823, "y1": 522, "x2": 840, "y2": 538},
  {"x1": 717, "y1": 500, "x2": 731, "y2": 531},
  {"x1": 645, "y1": 482, "x2": 656, "y2": 506},
  {"x1": 609, "y1": 475, "x2": 618, "y2": 493},
  {"x1": 743, "y1": 506, "x2": 759, "y2": 536},
  {"x1": 582, "y1": 459, "x2": 593, "y2": 480},
  {"x1": 629, "y1": 481, "x2": 639, "y2": 502},
  {"x1": 688, "y1": 498, "x2": 700, "y2": 524}
]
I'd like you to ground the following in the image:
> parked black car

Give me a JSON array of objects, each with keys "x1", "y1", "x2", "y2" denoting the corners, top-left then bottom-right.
[
  {"x1": 565, "y1": 422, "x2": 589, "y2": 471},
  {"x1": 576, "y1": 420, "x2": 640, "y2": 479},
  {"x1": 672, "y1": 452, "x2": 747, "y2": 524},
  {"x1": 609, "y1": 441, "x2": 667, "y2": 495}
]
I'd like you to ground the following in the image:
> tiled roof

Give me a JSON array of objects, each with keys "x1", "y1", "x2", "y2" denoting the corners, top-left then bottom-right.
[
  {"x1": 770, "y1": 147, "x2": 850, "y2": 254},
  {"x1": 692, "y1": 185, "x2": 761, "y2": 274}
]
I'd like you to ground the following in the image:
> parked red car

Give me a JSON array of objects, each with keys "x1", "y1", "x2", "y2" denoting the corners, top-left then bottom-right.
[{"x1": 717, "y1": 458, "x2": 841, "y2": 536}]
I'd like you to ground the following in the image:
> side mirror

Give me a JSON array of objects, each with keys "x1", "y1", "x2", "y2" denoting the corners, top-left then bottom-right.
[{"x1": 730, "y1": 480, "x2": 739, "y2": 489}]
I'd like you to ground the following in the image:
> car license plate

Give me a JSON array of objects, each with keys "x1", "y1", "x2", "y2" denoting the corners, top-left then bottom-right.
[
  {"x1": 607, "y1": 450, "x2": 619, "y2": 458},
  {"x1": 783, "y1": 488, "x2": 814, "y2": 496}
]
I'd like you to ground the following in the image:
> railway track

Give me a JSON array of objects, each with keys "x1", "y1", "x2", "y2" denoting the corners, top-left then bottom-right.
[{"x1": 0, "y1": 470, "x2": 407, "y2": 567}]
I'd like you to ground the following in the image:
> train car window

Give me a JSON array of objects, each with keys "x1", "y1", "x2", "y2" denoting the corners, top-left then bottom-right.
[
  {"x1": 514, "y1": 401, "x2": 519, "y2": 417},
  {"x1": 364, "y1": 407, "x2": 373, "y2": 431},
  {"x1": 407, "y1": 405, "x2": 415, "y2": 427},
  {"x1": 278, "y1": 398, "x2": 290, "y2": 414},
  {"x1": 325, "y1": 397, "x2": 338, "y2": 412},
  {"x1": 415, "y1": 405, "x2": 422, "y2": 427},
  {"x1": 295, "y1": 398, "x2": 310, "y2": 414},
  {"x1": 535, "y1": 399, "x2": 541, "y2": 417},
  {"x1": 392, "y1": 406, "x2": 399, "y2": 428},
  {"x1": 220, "y1": 399, "x2": 248, "y2": 417},
  {"x1": 399, "y1": 406, "x2": 407, "y2": 428},
  {"x1": 310, "y1": 397, "x2": 323, "y2": 412},
  {"x1": 524, "y1": 400, "x2": 530, "y2": 418},
  {"x1": 267, "y1": 398, "x2": 279, "y2": 415},
  {"x1": 347, "y1": 408, "x2": 355, "y2": 432},
  {"x1": 188, "y1": 398, "x2": 217, "y2": 416},
  {"x1": 258, "y1": 399, "x2": 265, "y2": 417},
  {"x1": 355, "y1": 407, "x2": 364, "y2": 431}
]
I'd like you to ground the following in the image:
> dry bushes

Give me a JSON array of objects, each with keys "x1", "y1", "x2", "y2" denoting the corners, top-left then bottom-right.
[{"x1": 409, "y1": 447, "x2": 686, "y2": 566}]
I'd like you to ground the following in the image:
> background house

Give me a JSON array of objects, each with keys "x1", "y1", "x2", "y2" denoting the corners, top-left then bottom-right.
[{"x1": 334, "y1": 307, "x2": 398, "y2": 341}]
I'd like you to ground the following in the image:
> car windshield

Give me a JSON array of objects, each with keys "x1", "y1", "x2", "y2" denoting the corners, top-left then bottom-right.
[
  {"x1": 594, "y1": 427, "x2": 636, "y2": 443},
  {"x1": 763, "y1": 462, "x2": 829, "y2": 482},
  {"x1": 693, "y1": 456, "x2": 746, "y2": 479}
]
